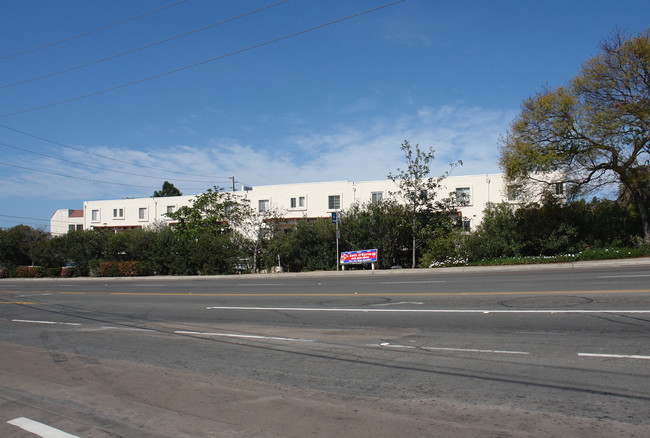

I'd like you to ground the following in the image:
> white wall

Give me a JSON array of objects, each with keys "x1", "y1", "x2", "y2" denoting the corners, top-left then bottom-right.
[{"x1": 53, "y1": 173, "x2": 521, "y2": 234}]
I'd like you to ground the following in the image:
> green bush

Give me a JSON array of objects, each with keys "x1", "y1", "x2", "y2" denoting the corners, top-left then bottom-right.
[{"x1": 15, "y1": 266, "x2": 43, "y2": 278}]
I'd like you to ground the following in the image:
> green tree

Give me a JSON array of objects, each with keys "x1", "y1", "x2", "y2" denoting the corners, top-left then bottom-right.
[
  {"x1": 340, "y1": 200, "x2": 411, "y2": 268},
  {"x1": 153, "y1": 181, "x2": 182, "y2": 197},
  {"x1": 388, "y1": 140, "x2": 461, "y2": 268},
  {"x1": 0, "y1": 225, "x2": 48, "y2": 268},
  {"x1": 499, "y1": 30, "x2": 650, "y2": 242},
  {"x1": 165, "y1": 186, "x2": 252, "y2": 239}
]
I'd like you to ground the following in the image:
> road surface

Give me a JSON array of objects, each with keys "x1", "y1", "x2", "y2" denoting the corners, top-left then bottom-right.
[{"x1": 1, "y1": 260, "x2": 649, "y2": 437}]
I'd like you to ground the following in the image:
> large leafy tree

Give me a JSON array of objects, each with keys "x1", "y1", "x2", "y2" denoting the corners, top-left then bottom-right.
[
  {"x1": 388, "y1": 140, "x2": 461, "y2": 268},
  {"x1": 153, "y1": 181, "x2": 182, "y2": 197},
  {"x1": 499, "y1": 30, "x2": 650, "y2": 242},
  {"x1": 165, "y1": 186, "x2": 252, "y2": 239}
]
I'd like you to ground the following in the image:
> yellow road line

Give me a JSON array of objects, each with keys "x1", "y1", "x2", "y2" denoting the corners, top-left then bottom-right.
[
  {"x1": 0, "y1": 301, "x2": 37, "y2": 304},
  {"x1": 2, "y1": 289, "x2": 650, "y2": 297}
]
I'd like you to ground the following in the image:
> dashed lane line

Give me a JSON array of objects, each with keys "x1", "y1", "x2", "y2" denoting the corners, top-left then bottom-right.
[{"x1": 7, "y1": 417, "x2": 79, "y2": 438}]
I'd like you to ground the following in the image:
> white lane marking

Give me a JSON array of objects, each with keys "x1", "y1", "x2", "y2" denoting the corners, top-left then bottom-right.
[
  {"x1": 379, "y1": 280, "x2": 445, "y2": 284},
  {"x1": 598, "y1": 274, "x2": 650, "y2": 279},
  {"x1": 16, "y1": 293, "x2": 53, "y2": 297},
  {"x1": 370, "y1": 301, "x2": 424, "y2": 307},
  {"x1": 578, "y1": 353, "x2": 650, "y2": 360},
  {"x1": 98, "y1": 326, "x2": 153, "y2": 332},
  {"x1": 372, "y1": 343, "x2": 529, "y2": 355},
  {"x1": 175, "y1": 330, "x2": 314, "y2": 342},
  {"x1": 205, "y1": 306, "x2": 650, "y2": 314},
  {"x1": 7, "y1": 417, "x2": 79, "y2": 438},
  {"x1": 12, "y1": 319, "x2": 81, "y2": 326}
]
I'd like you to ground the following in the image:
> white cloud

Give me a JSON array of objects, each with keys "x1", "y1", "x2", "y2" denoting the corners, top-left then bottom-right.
[{"x1": 0, "y1": 104, "x2": 513, "y2": 201}]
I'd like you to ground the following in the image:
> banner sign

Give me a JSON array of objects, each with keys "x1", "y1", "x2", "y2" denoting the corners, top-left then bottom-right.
[{"x1": 340, "y1": 249, "x2": 378, "y2": 264}]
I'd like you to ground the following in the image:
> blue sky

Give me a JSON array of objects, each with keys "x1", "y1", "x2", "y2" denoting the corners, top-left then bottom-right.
[{"x1": 1, "y1": 0, "x2": 648, "y2": 231}]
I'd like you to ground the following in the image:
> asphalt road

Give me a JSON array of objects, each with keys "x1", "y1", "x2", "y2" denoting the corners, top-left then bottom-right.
[{"x1": 1, "y1": 259, "x2": 650, "y2": 437}]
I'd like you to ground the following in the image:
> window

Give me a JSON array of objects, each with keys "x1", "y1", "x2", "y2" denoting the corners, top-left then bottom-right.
[
  {"x1": 259, "y1": 199, "x2": 270, "y2": 212},
  {"x1": 138, "y1": 207, "x2": 147, "y2": 220},
  {"x1": 166, "y1": 205, "x2": 175, "y2": 214},
  {"x1": 555, "y1": 182, "x2": 565, "y2": 196},
  {"x1": 455, "y1": 187, "x2": 471, "y2": 204},
  {"x1": 69, "y1": 224, "x2": 75, "y2": 232},
  {"x1": 409, "y1": 189, "x2": 428, "y2": 200},
  {"x1": 371, "y1": 191, "x2": 383, "y2": 204},
  {"x1": 76, "y1": 224, "x2": 83, "y2": 231},
  {"x1": 113, "y1": 208, "x2": 124, "y2": 219},
  {"x1": 328, "y1": 195, "x2": 340, "y2": 210},
  {"x1": 290, "y1": 195, "x2": 306, "y2": 210},
  {"x1": 507, "y1": 185, "x2": 522, "y2": 202},
  {"x1": 91, "y1": 209, "x2": 100, "y2": 222}
]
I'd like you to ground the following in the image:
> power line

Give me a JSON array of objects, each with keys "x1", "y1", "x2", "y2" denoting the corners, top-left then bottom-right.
[
  {"x1": 0, "y1": 214, "x2": 70, "y2": 224},
  {"x1": 0, "y1": 0, "x2": 291, "y2": 90},
  {"x1": 0, "y1": 161, "x2": 206, "y2": 191},
  {"x1": 0, "y1": 122, "x2": 231, "y2": 179},
  {"x1": 0, "y1": 0, "x2": 406, "y2": 118},
  {"x1": 0, "y1": 0, "x2": 190, "y2": 61},
  {"x1": 0, "y1": 141, "x2": 217, "y2": 183}
]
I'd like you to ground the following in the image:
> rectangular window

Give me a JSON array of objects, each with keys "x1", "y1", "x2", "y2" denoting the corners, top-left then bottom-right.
[
  {"x1": 166, "y1": 205, "x2": 175, "y2": 214},
  {"x1": 299, "y1": 196, "x2": 305, "y2": 207},
  {"x1": 76, "y1": 224, "x2": 83, "y2": 231},
  {"x1": 113, "y1": 208, "x2": 124, "y2": 218},
  {"x1": 455, "y1": 187, "x2": 471, "y2": 204},
  {"x1": 69, "y1": 224, "x2": 75, "y2": 232},
  {"x1": 507, "y1": 185, "x2": 521, "y2": 202},
  {"x1": 371, "y1": 191, "x2": 383, "y2": 204},
  {"x1": 259, "y1": 199, "x2": 270, "y2": 212},
  {"x1": 290, "y1": 197, "x2": 297, "y2": 208},
  {"x1": 328, "y1": 195, "x2": 341, "y2": 210},
  {"x1": 91, "y1": 210, "x2": 100, "y2": 222},
  {"x1": 555, "y1": 182, "x2": 565, "y2": 196},
  {"x1": 138, "y1": 207, "x2": 147, "y2": 220}
]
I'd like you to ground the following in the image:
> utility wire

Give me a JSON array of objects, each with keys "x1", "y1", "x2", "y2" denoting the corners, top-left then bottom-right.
[
  {"x1": 0, "y1": 122, "x2": 231, "y2": 179},
  {"x1": 0, "y1": 214, "x2": 72, "y2": 224},
  {"x1": 0, "y1": 0, "x2": 190, "y2": 61},
  {"x1": 0, "y1": 0, "x2": 406, "y2": 118},
  {"x1": 0, "y1": 0, "x2": 291, "y2": 89},
  {"x1": 0, "y1": 162, "x2": 206, "y2": 191},
  {"x1": 0, "y1": 141, "x2": 217, "y2": 183}
]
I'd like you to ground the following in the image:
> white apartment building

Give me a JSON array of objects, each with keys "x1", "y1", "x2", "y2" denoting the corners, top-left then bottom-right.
[
  {"x1": 50, "y1": 209, "x2": 84, "y2": 236},
  {"x1": 51, "y1": 173, "x2": 557, "y2": 235}
]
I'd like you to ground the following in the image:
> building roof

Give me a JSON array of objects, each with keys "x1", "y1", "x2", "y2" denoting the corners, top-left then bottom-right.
[{"x1": 68, "y1": 209, "x2": 84, "y2": 218}]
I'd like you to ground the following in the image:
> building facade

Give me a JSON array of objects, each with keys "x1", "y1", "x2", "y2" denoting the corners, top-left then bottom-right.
[{"x1": 51, "y1": 173, "x2": 554, "y2": 235}]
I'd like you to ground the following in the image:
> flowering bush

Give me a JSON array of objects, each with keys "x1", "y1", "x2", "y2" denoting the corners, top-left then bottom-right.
[{"x1": 15, "y1": 266, "x2": 42, "y2": 278}]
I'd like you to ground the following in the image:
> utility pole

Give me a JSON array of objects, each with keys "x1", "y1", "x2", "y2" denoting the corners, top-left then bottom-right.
[{"x1": 232, "y1": 176, "x2": 236, "y2": 192}]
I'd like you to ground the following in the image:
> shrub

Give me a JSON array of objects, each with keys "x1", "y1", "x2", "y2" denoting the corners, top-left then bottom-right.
[
  {"x1": 46, "y1": 267, "x2": 61, "y2": 277},
  {"x1": 99, "y1": 261, "x2": 121, "y2": 277},
  {"x1": 15, "y1": 266, "x2": 42, "y2": 278},
  {"x1": 60, "y1": 266, "x2": 75, "y2": 277}
]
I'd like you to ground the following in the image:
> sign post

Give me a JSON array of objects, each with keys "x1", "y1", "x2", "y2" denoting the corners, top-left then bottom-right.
[{"x1": 331, "y1": 212, "x2": 339, "y2": 271}]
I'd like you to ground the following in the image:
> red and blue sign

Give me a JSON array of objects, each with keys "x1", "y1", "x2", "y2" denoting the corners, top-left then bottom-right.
[{"x1": 340, "y1": 249, "x2": 378, "y2": 264}]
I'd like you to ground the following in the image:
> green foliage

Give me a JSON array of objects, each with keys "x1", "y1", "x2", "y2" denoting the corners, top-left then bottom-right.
[
  {"x1": 499, "y1": 29, "x2": 650, "y2": 242},
  {"x1": 0, "y1": 225, "x2": 49, "y2": 268},
  {"x1": 51, "y1": 229, "x2": 110, "y2": 275},
  {"x1": 340, "y1": 200, "x2": 411, "y2": 269},
  {"x1": 153, "y1": 181, "x2": 182, "y2": 197},
  {"x1": 387, "y1": 140, "x2": 462, "y2": 267},
  {"x1": 262, "y1": 219, "x2": 336, "y2": 272},
  {"x1": 166, "y1": 186, "x2": 253, "y2": 240}
]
